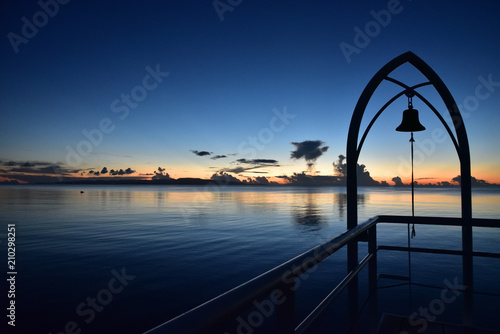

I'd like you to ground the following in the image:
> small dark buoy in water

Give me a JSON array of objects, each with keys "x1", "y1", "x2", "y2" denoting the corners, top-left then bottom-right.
[{"x1": 80, "y1": 191, "x2": 84, "y2": 193}]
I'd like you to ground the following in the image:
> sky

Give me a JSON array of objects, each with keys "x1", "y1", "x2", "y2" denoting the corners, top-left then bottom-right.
[{"x1": 1, "y1": 0, "x2": 500, "y2": 184}]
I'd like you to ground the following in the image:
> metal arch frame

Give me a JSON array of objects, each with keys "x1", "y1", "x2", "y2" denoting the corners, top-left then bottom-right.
[{"x1": 345, "y1": 51, "x2": 473, "y2": 327}]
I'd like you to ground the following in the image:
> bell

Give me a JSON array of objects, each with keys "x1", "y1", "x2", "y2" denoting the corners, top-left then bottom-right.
[{"x1": 396, "y1": 108, "x2": 426, "y2": 132}]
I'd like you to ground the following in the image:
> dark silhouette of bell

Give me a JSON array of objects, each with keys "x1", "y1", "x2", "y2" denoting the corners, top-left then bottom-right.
[{"x1": 396, "y1": 108, "x2": 426, "y2": 132}]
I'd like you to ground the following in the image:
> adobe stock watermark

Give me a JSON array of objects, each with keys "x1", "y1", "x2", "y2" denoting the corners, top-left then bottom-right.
[
  {"x1": 339, "y1": 0, "x2": 406, "y2": 64},
  {"x1": 7, "y1": 0, "x2": 71, "y2": 54},
  {"x1": 179, "y1": 106, "x2": 295, "y2": 224},
  {"x1": 65, "y1": 64, "x2": 169, "y2": 167},
  {"x1": 401, "y1": 277, "x2": 466, "y2": 334},
  {"x1": 237, "y1": 106, "x2": 296, "y2": 159},
  {"x1": 224, "y1": 244, "x2": 322, "y2": 334},
  {"x1": 48, "y1": 267, "x2": 135, "y2": 334},
  {"x1": 396, "y1": 73, "x2": 499, "y2": 177},
  {"x1": 223, "y1": 289, "x2": 287, "y2": 334},
  {"x1": 397, "y1": 127, "x2": 448, "y2": 176},
  {"x1": 213, "y1": 0, "x2": 244, "y2": 22},
  {"x1": 457, "y1": 74, "x2": 500, "y2": 119}
]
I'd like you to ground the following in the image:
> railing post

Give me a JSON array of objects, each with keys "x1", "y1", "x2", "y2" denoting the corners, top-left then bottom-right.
[
  {"x1": 462, "y1": 217, "x2": 473, "y2": 327},
  {"x1": 460, "y1": 133, "x2": 473, "y2": 327},
  {"x1": 348, "y1": 240, "x2": 359, "y2": 333},
  {"x1": 275, "y1": 279, "x2": 295, "y2": 334},
  {"x1": 368, "y1": 224, "x2": 378, "y2": 334}
]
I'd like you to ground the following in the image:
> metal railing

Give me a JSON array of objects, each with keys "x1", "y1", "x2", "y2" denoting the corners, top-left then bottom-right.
[
  {"x1": 143, "y1": 215, "x2": 500, "y2": 334},
  {"x1": 144, "y1": 216, "x2": 379, "y2": 334}
]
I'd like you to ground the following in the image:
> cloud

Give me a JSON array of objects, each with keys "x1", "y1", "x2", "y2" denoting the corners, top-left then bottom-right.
[
  {"x1": 0, "y1": 159, "x2": 143, "y2": 183},
  {"x1": 333, "y1": 155, "x2": 347, "y2": 177},
  {"x1": 0, "y1": 161, "x2": 76, "y2": 183},
  {"x1": 277, "y1": 172, "x2": 341, "y2": 186},
  {"x1": 222, "y1": 158, "x2": 280, "y2": 174},
  {"x1": 0, "y1": 173, "x2": 64, "y2": 184},
  {"x1": 4, "y1": 160, "x2": 54, "y2": 167},
  {"x1": 278, "y1": 160, "x2": 379, "y2": 186},
  {"x1": 291, "y1": 140, "x2": 329, "y2": 161},
  {"x1": 191, "y1": 150, "x2": 211, "y2": 157},
  {"x1": 224, "y1": 166, "x2": 247, "y2": 174},
  {"x1": 290, "y1": 140, "x2": 329, "y2": 171},
  {"x1": 253, "y1": 176, "x2": 269, "y2": 184},
  {"x1": 452, "y1": 175, "x2": 492, "y2": 186},
  {"x1": 152, "y1": 173, "x2": 170, "y2": 180},
  {"x1": 211, "y1": 155, "x2": 227, "y2": 160},
  {"x1": 356, "y1": 164, "x2": 379, "y2": 186},
  {"x1": 437, "y1": 181, "x2": 452, "y2": 186},
  {"x1": 392, "y1": 176, "x2": 404, "y2": 186},
  {"x1": 87, "y1": 167, "x2": 135, "y2": 176},
  {"x1": 10, "y1": 165, "x2": 70, "y2": 175},
  {"x1": 152, "y1": 166, "x2": 170, "y2": 180},
  {"x1": 108, "y1": 168, "x2": 136, "y2": 176},
  {"x1": 9, "y1": 167, "x2": 40, "y2": 174},
  {"x1": 243, "y1": 176, "x2": 271, "y2": 185},
  {"x1": 210, "y1": 171, "x2": 241, "y2": 184},
  {"x1": 236, "y1": 158, "x2": 278, "y2": 165}
]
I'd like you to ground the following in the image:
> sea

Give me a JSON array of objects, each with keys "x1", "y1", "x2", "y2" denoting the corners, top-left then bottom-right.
[{"x1": 0, "y1": 184, "x2": 499, "y2": 333}]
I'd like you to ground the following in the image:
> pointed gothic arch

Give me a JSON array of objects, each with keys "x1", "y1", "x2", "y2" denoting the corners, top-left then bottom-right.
[
  {"x1": 347, "y1": 51, "x2": 471, "y2": 226},
  {"x1": 345, "y1": 51, "x2": 473, "y2": 325}
]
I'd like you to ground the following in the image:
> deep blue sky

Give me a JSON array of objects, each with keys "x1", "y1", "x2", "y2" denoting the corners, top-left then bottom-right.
[{"x1": 1, "y1": 0, "x2": 500, "y2": 183}]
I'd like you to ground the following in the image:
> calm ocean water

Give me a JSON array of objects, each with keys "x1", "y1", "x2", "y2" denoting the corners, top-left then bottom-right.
[{"x1": 0, "y1": 184, "x2": 499, "y2": 333}]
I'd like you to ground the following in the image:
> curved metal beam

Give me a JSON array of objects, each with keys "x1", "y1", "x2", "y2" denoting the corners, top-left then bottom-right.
[
  {"x1": 410, "y1": 90, "x2": 460, "y2": 156},
  {"x1": 356, "y1": 89, "x2": 405, "y2": 158},
  {"x1": 384, "y1": 76, "x2": 430, "y2": 91},
  {"x1": 354, "y1": 81, "x2": 457, "y2": 158}
]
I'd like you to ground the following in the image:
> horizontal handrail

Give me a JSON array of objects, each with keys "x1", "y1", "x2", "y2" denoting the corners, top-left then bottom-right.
[
  {"x1": 379, "y1": 245, "x2": 500, "y2": 259},
  {"x1": 143, "y1": 216, "x2": 379, "y2": 334},
  {"x1": 377, "y1": 215, "x2": 500, "y2": 227}
]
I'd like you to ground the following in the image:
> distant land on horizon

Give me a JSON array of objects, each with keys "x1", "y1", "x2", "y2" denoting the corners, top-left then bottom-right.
[{"x1": 1, "y1": 176, "x2": 498, "y2": 187}]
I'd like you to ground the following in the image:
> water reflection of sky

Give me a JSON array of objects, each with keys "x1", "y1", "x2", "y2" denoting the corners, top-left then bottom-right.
[{"x1": 1, "y1": 185, "x2": 500, "y2": 333}]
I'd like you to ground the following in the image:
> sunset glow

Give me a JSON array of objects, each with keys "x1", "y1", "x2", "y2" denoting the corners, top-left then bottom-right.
[{"x1": 1, "y1": 1, "x2": 499, "y2": 186}]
